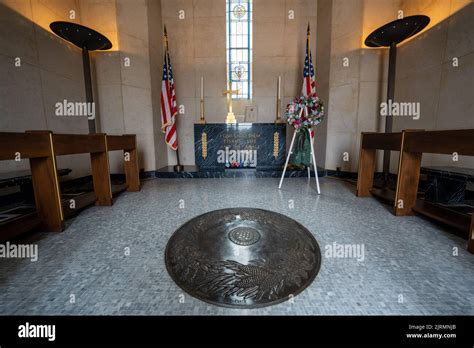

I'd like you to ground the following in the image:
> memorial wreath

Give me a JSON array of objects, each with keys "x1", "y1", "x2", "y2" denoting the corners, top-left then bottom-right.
[{"x1": 286, "y1": 94, "x2": 324, "y2": 130}]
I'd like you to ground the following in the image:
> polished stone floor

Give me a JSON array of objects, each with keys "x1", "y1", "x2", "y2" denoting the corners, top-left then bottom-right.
[{"x1": 0, "y1": 177, "x2": 473, "y2": 315}]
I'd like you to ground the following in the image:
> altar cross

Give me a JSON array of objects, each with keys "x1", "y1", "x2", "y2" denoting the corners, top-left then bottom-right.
[{"x1": 223, "y1": 81, "x2": 239, "y2": 114}]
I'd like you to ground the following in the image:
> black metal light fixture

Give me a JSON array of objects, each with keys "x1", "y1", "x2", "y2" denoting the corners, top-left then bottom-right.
[
  {"x1": 365, "y1": 15, "x2": 430, "y2": 182},
  {"x1": 50, "y1": 21, "x2": 112, "y2": 133}
]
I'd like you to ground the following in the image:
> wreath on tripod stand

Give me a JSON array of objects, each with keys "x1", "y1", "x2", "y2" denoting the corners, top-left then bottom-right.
[{"x1": 286, "y1": 94, "x2": 324, "y2": 130}]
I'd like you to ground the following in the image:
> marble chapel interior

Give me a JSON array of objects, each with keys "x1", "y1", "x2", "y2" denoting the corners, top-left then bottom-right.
[{"x1": 0, "y1": 0, "x2": 473, "y2": 316}]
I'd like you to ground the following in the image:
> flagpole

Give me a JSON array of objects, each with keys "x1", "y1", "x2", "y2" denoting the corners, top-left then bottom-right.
[
  {"x1": 307, "y1": 23, "x2": 310, "y2": 53},
  {"x1": 307, "y1": 23, "x2": 320, "y2": 193},
  {"x1": 163, "y1": 25, "x2": 184, "y2": 172}
]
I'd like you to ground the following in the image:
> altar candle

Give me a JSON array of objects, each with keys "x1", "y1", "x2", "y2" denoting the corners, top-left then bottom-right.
[
  {"x1": 277, "y1": 76, "x2": 281, "y2": 100},
  {"x1": 200, "y1": 76, "x2": 204, "y2": 100}
]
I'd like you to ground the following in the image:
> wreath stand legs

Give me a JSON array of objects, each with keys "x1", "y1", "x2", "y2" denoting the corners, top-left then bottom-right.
[
  {"x1": 278, "y1": 128, "x2": 321, "y2": 195},
  {"x1": 309, "y1": 131, "x2": 321, "y2": 194}
]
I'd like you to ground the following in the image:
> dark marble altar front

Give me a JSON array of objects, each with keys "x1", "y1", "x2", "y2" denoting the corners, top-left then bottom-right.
[{"x1": 194, "y1": 123, "x2": 286, "y2": 170}]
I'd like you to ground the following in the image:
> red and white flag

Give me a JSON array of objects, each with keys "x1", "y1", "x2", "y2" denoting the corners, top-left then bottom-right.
[{"x1": 161, "y1": 33, "x2": 178, "y2": 150}]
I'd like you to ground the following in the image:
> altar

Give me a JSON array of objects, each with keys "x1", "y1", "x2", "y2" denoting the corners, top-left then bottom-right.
[{"x1": 194, "y1": 123, "x2": 286, "y2": 171}]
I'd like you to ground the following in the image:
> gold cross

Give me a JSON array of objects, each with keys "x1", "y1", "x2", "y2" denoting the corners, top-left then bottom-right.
[{"x1": 223, "y1": 81, "x2": 239, "y2": 114}]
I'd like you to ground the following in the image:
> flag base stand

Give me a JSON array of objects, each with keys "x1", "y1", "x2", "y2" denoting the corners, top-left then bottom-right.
[{"x1": 174, "y1": 164, "x2": 184, "y2": 172}]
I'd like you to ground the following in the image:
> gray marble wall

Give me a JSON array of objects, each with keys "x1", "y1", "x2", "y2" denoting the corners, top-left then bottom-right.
[
  {"x1": 2, "y1": 0, "x2": 471, "y2": 176},
  {"x1": 85, "y1": 0, "x2": 165, "y2": 173},
  {"x1": 0, "y1": 0, "x2": 164, "y2": 176},
  {"x1": 161, "y1": 0, "x2": 318, "y2": 167},
  {"x1": 0, "y1": 0, "x2": 166, "y2": 177},
  {"x1": 320, "y1": 0, "x2": 473, "y2": 173},
  {"x1": 82, "y1": 0, "x2": 123, "y2": 173},
  {"x1": 318, "y1": 0, "x2": 400, "y2": 172},
  {"x1": 148, "y1": 0, "x2": 169, "y2": 172},
  {"x1": 391, "y1": 0, "x2": 474, "y2": 172},
  {"x1": 0, "y1": 0, "x2": 91, "y2": 178}
]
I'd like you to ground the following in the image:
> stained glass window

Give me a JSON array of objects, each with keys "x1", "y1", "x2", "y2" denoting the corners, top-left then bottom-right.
[{"x1": 226, "y1": 0, "x2": 252, "y2": 99}]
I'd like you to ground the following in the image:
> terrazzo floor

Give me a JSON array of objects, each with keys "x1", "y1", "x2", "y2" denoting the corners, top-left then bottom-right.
[{"x1": 1, "y1": 177, "x2": 473, "y2": 315}]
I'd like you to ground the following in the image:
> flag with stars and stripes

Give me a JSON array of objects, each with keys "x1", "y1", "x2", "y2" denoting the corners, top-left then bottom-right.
[
  {"x1": 302, "y1": 24, "x2": 316, "y2": 97},
  {"x1": 161, "y1": 42, "x2": 178, "y2": 150}
]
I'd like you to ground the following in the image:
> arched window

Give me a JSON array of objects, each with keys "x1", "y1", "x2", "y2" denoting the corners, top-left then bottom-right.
[{"x1": 226, "y1": 0, "x2": 252, "y2": 99}]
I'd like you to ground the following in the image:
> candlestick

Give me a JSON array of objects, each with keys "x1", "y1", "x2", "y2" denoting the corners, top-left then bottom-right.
[
  {"x1": 199, "y1": 76, "x2": 206, "y2": 124},
  {"x1": 200, "y1": 76, "x2": 204, "y2": 100},
  {"x1": 275, "y1": 75, "x2": 284, "y2": 123},
  {"x1": 277, "y1": 75, "x2": 281, "y2": 100}
]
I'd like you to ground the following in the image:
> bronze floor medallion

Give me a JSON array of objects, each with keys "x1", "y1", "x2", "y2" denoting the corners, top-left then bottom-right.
[{"x1": 165, "y1": 208, "x2": 321, "y2": 308}]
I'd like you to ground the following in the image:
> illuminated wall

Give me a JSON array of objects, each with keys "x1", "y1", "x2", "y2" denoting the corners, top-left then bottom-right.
[
  {"x1": 0, "y1": 0, "x2": 91, "y2": 177},
  {"x1": 318, "y1": 0, "x2": 472, "y2": 172},
  {"x1": 0, "y1": 0, "x2": 165, "y2": 174},
  {"x1": 391, "y1": 0, "x2": 474, "y2": 171}
]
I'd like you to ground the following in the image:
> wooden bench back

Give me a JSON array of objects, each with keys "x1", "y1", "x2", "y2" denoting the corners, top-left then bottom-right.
[
  {"x1": 0, "y1": 131, "x2": 140, "y2": 235},
  {"x1": 53, "y1": 133, "x2": 107, "y2": 156},
  {"x1": 0, "y1": 132, "x2": 53, "y2": 160},
  {"x1": 361, "y1": 132, "x2": 403, "y2": 151},
  {"x1": 403, "y1": 130, "x2": 474, "y2": 155},
  {"x1": 106, "y1": 135, "x2": 136, "y2": 151}
]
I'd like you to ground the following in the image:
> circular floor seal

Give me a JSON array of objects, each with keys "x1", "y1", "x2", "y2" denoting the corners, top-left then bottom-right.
[{"x1": 165, "y1": 208, "x2": 321, "y2": 308}]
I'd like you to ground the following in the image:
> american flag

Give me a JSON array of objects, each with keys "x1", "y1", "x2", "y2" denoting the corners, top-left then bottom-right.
[
  {"x1": 302, "y1": 24, "x2": 317, "y2": 139},
  {"x1": 302, "y1": 24, "x2": 316, "y2": 97},
  {"x1": 161, "y1": 46, "x2": 178, "y2": 151}
]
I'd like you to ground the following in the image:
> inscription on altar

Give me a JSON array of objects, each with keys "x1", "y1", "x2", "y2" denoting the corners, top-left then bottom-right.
[
  {"x1": 223, "y1": 132, "x2": 260, "y2": 147},
  {"x1": 194, "y1": 123, "x2": 286, "y2": 170},
  {"x1": 219, "y1": 133, "x2": 260, "y2": 167}
]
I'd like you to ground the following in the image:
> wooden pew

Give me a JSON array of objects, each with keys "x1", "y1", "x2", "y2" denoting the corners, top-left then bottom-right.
[
  {"x1": 356, "y1": 132, "x2": 403, "y2": 199},
  {"x1": 395, "y1": 129, "x2": 474, "y2": 253},
  {"x1": 357, "y1": 129, "x2": 474, "y2": 253},
  {"x1": 0, "y1": 132, "x2": 140, "y2": 239},
  {"x1": 106, "y1": 135, "x2": 140, "y2": 192},
  {"x1": 51, "y1": 132, "x2": 113, "y2": 206},
  {"x1": 0, "y1": 132, "x2": 64, "y2": 232}
]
